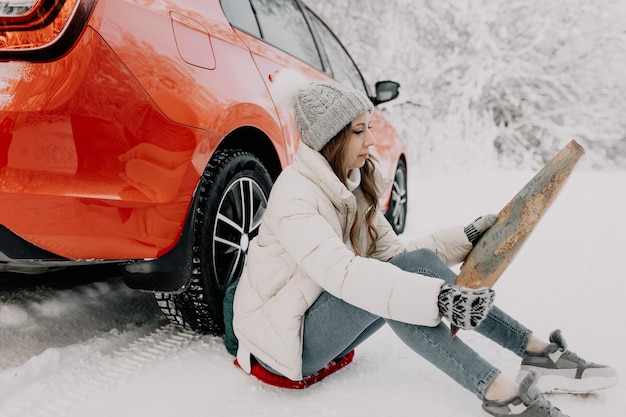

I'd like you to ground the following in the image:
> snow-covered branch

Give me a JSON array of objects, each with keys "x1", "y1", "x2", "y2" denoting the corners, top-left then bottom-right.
[{"x1": 312, "y1": 0, "x2": 626, "y2": 171}]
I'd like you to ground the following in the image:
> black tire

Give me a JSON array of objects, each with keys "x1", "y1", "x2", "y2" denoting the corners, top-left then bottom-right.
[
  {"x1": 384, "y1": 158, "x2": 408, "y2": 234},
  {"x1": 155, "y1": 149, "x2": 272, "y2": 334}
]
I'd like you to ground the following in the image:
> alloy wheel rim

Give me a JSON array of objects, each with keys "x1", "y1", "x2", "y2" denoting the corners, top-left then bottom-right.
[
  {"x1": 212, "y1": 177, "x2": 267, "y2": 292},
  {"x1": 390, "y1": 168, "x2": 407, "y2": 230}
]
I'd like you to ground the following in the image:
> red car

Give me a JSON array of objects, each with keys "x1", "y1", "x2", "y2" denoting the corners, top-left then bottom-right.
[{"x1": 0, "y1": 0, "x2": 408, "y2": 333}]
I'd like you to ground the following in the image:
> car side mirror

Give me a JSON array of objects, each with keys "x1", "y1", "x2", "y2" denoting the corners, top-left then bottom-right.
[{"x1": 372, "y1": 80, "x2": 400, "y2": 105}]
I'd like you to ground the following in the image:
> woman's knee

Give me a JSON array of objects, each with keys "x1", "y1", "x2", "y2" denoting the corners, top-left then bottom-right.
[
  {"x1": 389, "y1": 248, "x2": 434, "y2": 267},
  {"x1": 389, "y1": 248, "x2": 456, "y2": 283},
  {"x1": 412, "y1": 248, "x2": 442, "y2": 265}
]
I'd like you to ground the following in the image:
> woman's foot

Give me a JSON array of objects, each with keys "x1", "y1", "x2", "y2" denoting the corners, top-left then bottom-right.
[
  {"x1": 483, "y1": 372, "x2": 569, "y2": 417},
  {"x1": 485, "y1": 374, "x2": 519, "y2": 401},
  {"x1": 519, "y1": 329, "x2": 618, "y2": 394}
]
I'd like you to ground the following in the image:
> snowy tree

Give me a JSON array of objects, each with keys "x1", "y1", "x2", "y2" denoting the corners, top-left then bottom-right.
[{"x1": 312, "y1": 0, "x2": 626, "y2": 171}]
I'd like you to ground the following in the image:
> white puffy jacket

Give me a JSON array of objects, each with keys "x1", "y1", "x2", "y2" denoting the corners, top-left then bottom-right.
[{"x1": 233, "y1": 144, "x2": 472, "y2": 381}]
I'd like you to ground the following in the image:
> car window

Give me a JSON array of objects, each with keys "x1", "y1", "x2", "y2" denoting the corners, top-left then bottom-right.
[
  {"x1": 220, "y1": 0, "x2": 261, "y2": 38},
  {"x1": 305, "y1": 8, "x2": 368, "y2": 95},
  {"x1": 249, "y1": 0, "x2": 323, "y2": 71}
]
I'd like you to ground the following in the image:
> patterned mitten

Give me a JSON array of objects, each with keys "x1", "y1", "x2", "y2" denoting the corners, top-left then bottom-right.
[
  {"x1": 464, "y1": 214, "x2": 497, "y2": 245},
  {"x1": 437, "y1": 284, "x2": 495, "y2": 330}
]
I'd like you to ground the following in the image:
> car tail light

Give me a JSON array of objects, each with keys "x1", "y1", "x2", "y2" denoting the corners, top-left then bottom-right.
[{"x1": 0, "y1": 0, "x2": 96, "y2": 61}]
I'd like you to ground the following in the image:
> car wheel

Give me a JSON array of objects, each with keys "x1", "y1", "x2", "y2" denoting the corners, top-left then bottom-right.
[
  {"x1": 385, "y1": 158, "x2": 408, "y2": 234},
  {"x1": 155, "y1": 149, "x2": 272, "y2": 334}
]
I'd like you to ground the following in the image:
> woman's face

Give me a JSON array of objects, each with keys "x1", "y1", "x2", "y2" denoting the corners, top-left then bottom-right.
[{"x1": 345, "y1": 111, "x2": 376, "y2": 172}]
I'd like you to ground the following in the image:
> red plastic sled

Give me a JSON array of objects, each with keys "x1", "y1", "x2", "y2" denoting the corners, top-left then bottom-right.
[{"x1": 234, "y1": 350, "x2": 355, "y2": 389}]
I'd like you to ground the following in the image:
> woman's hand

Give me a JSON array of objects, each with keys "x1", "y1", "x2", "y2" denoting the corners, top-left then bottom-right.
[
  {"x1": 437, "y1": 284, "x2": 495, "y2": 330},
  {"x1": 463, "y1": 214, "x2": 497, "y2": 245}
]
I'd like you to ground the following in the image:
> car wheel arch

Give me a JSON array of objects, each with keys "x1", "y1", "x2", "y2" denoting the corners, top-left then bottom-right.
[
  {"x1": 122, "y1": 128, "x2": 286, "y2": 291},
  {"x1": 215, "y1": 126, "x2": 285, "y2": 181}
]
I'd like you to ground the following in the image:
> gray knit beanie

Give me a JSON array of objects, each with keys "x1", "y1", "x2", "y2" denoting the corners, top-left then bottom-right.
[{"x1": 294, "y1": 81, "x2": 373, "y2": 152}]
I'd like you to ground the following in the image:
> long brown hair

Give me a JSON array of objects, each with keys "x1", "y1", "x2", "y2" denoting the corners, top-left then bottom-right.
[{"x1": 321, "y1": 125, "x2": 379, "y2": 257}]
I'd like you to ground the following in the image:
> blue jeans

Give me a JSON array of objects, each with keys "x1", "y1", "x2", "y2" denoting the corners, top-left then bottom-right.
[{"x1": 301, "y1": 248, "x2": 532, "y2": 399}]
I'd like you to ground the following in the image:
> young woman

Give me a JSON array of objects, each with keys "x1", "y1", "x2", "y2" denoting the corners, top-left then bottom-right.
[{"x1": 231, "y1": 80, "x2": 616, "y2": 416}]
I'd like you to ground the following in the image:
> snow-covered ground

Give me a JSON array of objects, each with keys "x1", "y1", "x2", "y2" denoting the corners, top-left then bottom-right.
[{"x1": 0, "y1": 166, "x2": 623, "y2": 417}]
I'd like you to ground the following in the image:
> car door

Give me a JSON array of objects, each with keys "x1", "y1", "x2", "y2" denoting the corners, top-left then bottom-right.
[{"x1": 220, "y1": 0, "x2": 335, "y2": 164}]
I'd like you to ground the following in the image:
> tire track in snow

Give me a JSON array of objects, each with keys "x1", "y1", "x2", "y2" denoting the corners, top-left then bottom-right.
[{"x1": 0, "y1": 324, "x2": 204, "y2": 417}]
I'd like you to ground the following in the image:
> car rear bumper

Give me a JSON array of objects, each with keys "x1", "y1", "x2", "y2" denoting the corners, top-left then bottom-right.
[
  {"x1": 0, "y1": 26, "x2": 209, "y2": 260},
  {"x1": 0, "y1": 223, "x2": 117, "y2": 273}
]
